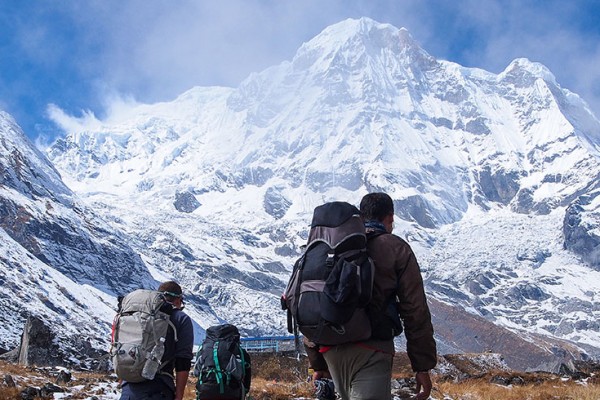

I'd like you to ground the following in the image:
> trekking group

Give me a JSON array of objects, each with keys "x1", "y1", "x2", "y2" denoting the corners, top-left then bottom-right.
[
  {"x1": 110, "y1": 282, "x2": 250, "y2": 400},
  {"x1": 110, "y1": 192, "x2": 437, "y2": 400}
]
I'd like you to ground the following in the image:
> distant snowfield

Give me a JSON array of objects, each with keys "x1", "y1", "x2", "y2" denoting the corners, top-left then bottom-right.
[{"x1": 421, "y1": 206, "x2": 600, "y2": 347}]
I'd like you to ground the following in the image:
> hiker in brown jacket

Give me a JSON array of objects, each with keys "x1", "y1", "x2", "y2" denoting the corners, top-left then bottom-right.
[{"x1": 305, "y1": 192, "x2": 437, "y2": 400}]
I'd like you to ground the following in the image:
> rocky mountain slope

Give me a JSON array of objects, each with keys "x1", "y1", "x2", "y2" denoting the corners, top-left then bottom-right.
[{"x1": 0, "y1": 111, "x2": 155, "y2": 358}]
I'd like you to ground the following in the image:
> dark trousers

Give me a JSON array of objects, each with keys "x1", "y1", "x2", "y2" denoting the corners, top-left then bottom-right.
[{"x1": 120, "y1": 380, "x2": 174, "y2": 400}]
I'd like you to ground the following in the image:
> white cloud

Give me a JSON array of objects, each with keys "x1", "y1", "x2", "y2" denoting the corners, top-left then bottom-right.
[
  {"x1": 59, "y1": 1, "x2": 351, "y2": 101},
  {"x1": 46, "y1": 91, "x2": 144, "y2": 136},
  {"x1": 46, "y1": 104, "x2": 103, "y2": 135},
  {"x1": 29, "y1": 0, "x2": 600, "y2": 136}
]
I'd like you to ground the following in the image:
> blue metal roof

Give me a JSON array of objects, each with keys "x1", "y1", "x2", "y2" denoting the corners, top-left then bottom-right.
[{"x1": 240, "y1": 335, "x2": 295, "y2": 341}]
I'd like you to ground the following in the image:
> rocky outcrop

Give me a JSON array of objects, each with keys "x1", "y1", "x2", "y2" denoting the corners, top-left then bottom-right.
[
  {"x1": 173, "y1": 190, "x2": 201, "y2": 213},
  {"x1": 563, "y1": 195, "x2": 600, "y2": 269},
  {"x1": 263, "y1": 186, "x2": 291, "y2": 219},
  {"x1": 17, "y1": 315, "x2": 63, "y2": 367},
  {"x1": 5, "y1": 315, "x2": 109, "y2": 370},
  {"x1": 476, "y1": 166, "x2": 521, "y2": 205}
]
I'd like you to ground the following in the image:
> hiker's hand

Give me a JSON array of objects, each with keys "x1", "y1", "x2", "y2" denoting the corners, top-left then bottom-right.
[
  {"x1": 313, "y1": 369, "x2": 331, "y2": 381},
  {"x1": 414, "y1": 371, "x2": 432, "y2": 399}
]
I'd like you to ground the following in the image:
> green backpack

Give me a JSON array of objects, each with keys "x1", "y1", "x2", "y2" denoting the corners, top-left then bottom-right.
[{"x1": 193, "y1": 324, "x2": 251, "y2": 399}]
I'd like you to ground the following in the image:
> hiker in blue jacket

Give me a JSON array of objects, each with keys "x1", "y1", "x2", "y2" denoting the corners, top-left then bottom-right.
[{"x1": 120, "y1": 281, "x2": 194, "y2": 400}]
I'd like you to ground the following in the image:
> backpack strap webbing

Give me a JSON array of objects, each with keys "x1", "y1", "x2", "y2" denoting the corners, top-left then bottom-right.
[
  {"x1": 168, "y1": 319, "x2": 178, "y2": 342},
  {"x1": 150, "y1": 312, "x2": 178, "y2": 377},
  {"x1": 158, "y1": 367, "x2": 174, "y2": 380},
  {"x1": 292, "y1": 255, "x2": 306, "y2": 357},
  {"x1": 150, "y1": 316, "x2": 178, "y2": 344},
  {"x1": 239, "y1": 345, "x2": 246, "y2": 399},
  {"x1": 213, "y1": 341, "x2": 225, "y2": 394}
]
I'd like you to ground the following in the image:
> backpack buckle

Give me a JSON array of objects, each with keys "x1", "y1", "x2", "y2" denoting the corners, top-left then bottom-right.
[{"x1": 325, "y1": 252, "x2": 335, "y2": 268}]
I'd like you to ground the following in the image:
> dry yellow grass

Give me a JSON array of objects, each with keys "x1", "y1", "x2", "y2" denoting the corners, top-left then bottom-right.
[
  {"x1": 247, "y1": 377, "x2": 314, "y2": 400},
  {"x1": 434, "y1": 378, "x2": 600, "y2": 400},
  {"x1": 181, "y1": 377, "x2": 313, "y2": 400},
  {"x1": 2, "y1": 355, "x2": 600, "y2": 400},
  {"x1": 244, "y1": 353, "x2": 314, "y2": 399},
  {"x1": 199, "y1": 354, "x2": 600, "y2": 400},
  {"x1": 0, "y1": 387, "x2": 20, "y2": 400}
]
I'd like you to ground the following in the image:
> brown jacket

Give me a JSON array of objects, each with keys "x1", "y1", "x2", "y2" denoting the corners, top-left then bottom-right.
[{"x1": 306, "y1": 232, "x2": 437, "y2": 372}]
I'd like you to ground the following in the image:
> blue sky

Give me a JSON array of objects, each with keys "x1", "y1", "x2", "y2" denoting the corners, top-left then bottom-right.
[{"x1": 1, "y1": 0, "x2": 599, "y2": 146}]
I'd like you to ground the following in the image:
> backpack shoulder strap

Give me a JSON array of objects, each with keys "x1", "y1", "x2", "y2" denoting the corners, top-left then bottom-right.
[
  {"x1": 238, "y1": 344, "x2": 247, "y2": 399},
  {"x1": 168, "y1": 310, "x2": 180, "y2": 342},
  {"x1": 213, "y1": 340, "x2": 225, "y2": 394},
  {"x1": 239, "y1": 344, "x2": 245, "y2": 375},
  {"x1": 156, "y1": 312, "x2": 180, "y2": 376}
]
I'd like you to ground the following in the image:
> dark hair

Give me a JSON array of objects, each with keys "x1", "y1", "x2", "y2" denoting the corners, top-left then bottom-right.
[
  {"x1": 359, "y1": 192, "x2": 394, "y2": 222},
  {"x1": 158, "y1": 281, "x2": 183, "y2": 299}
]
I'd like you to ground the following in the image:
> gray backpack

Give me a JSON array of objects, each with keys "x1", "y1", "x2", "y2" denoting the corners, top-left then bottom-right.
[{"x1": 110, "y1": 289, "x2": 177, "y2": 382}]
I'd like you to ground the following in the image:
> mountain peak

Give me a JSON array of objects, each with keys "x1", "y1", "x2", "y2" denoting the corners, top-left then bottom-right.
[
  {"x1": 499, "y1": 57, "x2": 557, "y2": 86},
  {"x1": 292, "y1": 17, "x2": 433, "y2": 72},
  {"x1": 321, "y1": 17, "x2": 396, "y2": 37},
  {"x1": 319, "y1": 17, "x2": 412, "y2": 41}
]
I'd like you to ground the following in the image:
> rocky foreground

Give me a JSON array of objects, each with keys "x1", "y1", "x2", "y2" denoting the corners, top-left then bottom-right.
[{"x1": 1, "y1": 352, "x2": 600, "y2": 400}]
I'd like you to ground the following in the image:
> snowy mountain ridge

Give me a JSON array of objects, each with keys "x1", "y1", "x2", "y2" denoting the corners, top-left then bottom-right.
[
  {"x1": 1, "y1": 17, "x2": 600, "y2": 369},
  {"x1": 0, "y1": 112, "x2": 163, "y2": 363}
]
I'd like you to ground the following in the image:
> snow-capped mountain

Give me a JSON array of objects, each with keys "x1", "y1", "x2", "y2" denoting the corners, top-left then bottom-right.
[
  {"x1": 0, "y1": 111, "x2": 160, "y2": 360},
  {"x1": 2, "y1": 17, "x2": 600, "y2": 369}
]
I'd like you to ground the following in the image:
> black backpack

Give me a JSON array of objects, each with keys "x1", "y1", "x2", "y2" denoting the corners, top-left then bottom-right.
[
  {"x1": 282, "y1": 201, "x2": 374, "y2": 345},
  {"x1": 193, "y1": 324, "x2": 251, "y2": 400}
]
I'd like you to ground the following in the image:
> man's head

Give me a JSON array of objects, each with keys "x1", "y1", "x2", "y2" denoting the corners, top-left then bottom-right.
[
  {"x1": 158, "y1": 280, "x2": 184, "y2": 309},
  {"x1": 360, "y1": 192, "x2": 394, "y2": 233}
]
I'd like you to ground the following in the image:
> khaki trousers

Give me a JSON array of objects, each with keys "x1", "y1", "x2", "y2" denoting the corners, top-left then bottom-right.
[{"x1": 322, "y1": 343, "x2": 393, "y2": 400}]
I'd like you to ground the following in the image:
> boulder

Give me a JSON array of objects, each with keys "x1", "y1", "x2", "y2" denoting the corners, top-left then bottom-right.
[
  {"x1": 17, "y1": 315, "x2": 64, "y2": 367},
  {"x1": 0, "y1": 347, "x2": 18, "y2": 363},
  {"x1": 56, "y1": 370, "x2": 72, "y2": 385},
  {"x1": 3, "y1": 374, "x2": 16, "y2": 387}
]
